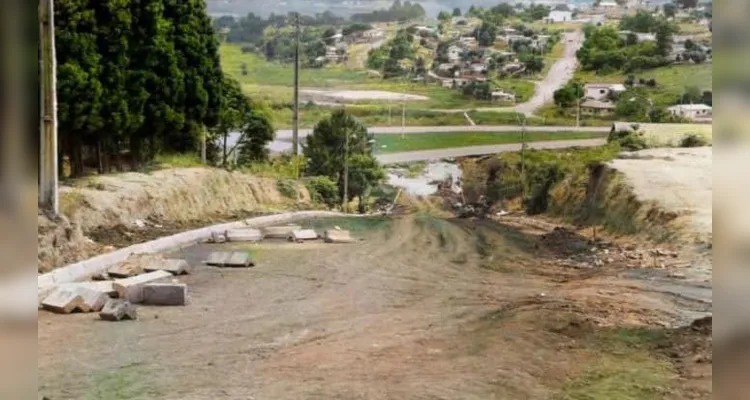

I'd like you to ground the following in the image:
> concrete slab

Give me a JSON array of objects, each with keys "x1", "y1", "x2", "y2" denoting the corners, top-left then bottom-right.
[
  {"x1": 205, "y1": 252, "x2": 233, "y2": 266},
  {"x1": 289, "y1": 229, "x2": 319, "y2": 242},
  {"x1": 209, "y1": 231, "x2": 227, "y2": 244},
  {"x1": 226, "y1": 228, "x2": 263, "y2": 242},
  {"x1": 75, "y1": 286, "x2": 110, "y2": 312},
  {"x1": 144, "y1": 259, "x2": 191, "y2": 275},
  {"x1": 99, "y1": 299, "x2": 137, "y2": 321},
  {"x1": 108, "y1": 260, "x2": 145, "y2": 279},
  {"x1": 263, "y1": 225, "x2": 302, "y2": 239},
  {"x1": 143, "y1": 283, "x2": 188, "y2": 306},
  {"x1": 225, "y1": 252, "x2": 254, "y2": 267},
  {"x1": 41, "y1": 289, "x2": 85, "y2": 314},
  {"x1": 113, "y1": 270, "x2": 173, "y2": 303},
  {"x1": 324, "y1": 229, "x2": 355, "y2": 243}
]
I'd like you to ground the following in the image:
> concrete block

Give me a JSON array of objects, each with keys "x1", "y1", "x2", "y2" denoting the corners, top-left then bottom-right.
[
  {"x1": 209, "y1": 231, "x2": 227, "y2": 243},
  {"x1": 225, "y1": 252, "x2": 254, "y2": 267},
  {"x1": 205, "y1": 251, "x2": 233, "y2": 266},
  {"x1": 41, "y1": 289, "x2": 85, "y2": 314},
  {"x1": 144, "y1": 259, "x2": 191, "y2": 275},
  {"x1": 99, "y1": 299, "x2": 137, "y2": 321},
  {"x1": 262, "y1": 225, "x2": 302, "y2": 239},
  {"x1": 289, "y1": 229, "x2": 319, "y2": 242},
  {"x1": 113, "y1": 270, "x2": 173, "y2": 303},
  {"x1": 58, "y1": 281, "x2": 117, "y2": 297},
  {"x1": 143, "y1": 283, "x2": 188, "y2": 306},
  {"x1": 226, "y1": 228, "x2": 263, "y2": 242},
  {"x1": 324, "y1": 229, "x2": 355, "y2": 244},
  {"x1": 108, "y1": 260, "x2": 145, "y2": 279},
  {"x1": 75, "y1": 286, "x2": 110, "y2": 312}
]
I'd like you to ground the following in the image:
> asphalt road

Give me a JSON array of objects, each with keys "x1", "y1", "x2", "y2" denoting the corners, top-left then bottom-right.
[
  {"x1": 374, "y1": 138, "x2": 607, "y2": 164},
  {"x1": 275, "y1": 124, "x2": 609, "y2": 139}
]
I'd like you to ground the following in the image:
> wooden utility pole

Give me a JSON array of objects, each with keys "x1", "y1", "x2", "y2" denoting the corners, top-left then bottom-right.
[
  {"x1": 520, "y1": 117, "x2": 527, "y2": 200},
  {"x1": 39, "y1": 0, "x2": 59, "y2": 215},
  {"x1": 292, "y1": 13, "x2": 301, "y2": 156},
  {"x1": 342, "y1": 129, "x2": 349, "y2": 213}
]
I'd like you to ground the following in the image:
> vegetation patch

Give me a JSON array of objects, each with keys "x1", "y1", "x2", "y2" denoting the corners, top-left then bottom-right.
[
  {"x1": 375, "y1": 131, "x2": 606, "y2": 153},
  {"x1": 276, "y1": 179, "x2": 299, "y2": 199}
]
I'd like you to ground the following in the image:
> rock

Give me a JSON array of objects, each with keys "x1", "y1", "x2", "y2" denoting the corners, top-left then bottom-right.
[
  {"x1": 144, "y1": 259, "x2": 191, "y2": 275},
  {"x1": 324, "y1": 229, "x2": 354, "y2": 244},
  {"x1": 205, "y1": 251, "x2": 232, "y2": 266},
  {"x1": 99, "y1": 299, "x2": 137, "y2": 321},
  {"x1": 91, "y1": 272, "x2": 111, "y2": 281},
  {"x1": 142, "y1": 283, "x2": 188, "y2": 306},
  {"x1": 108, "y1": 259, "x2": 147, "y2": 279},
  {"x1": 225, "y1": 228, "x2": 262, "y2": 242},
  {"x1": 605, "y1": 257, "x2": 614, "y2": 264},
  {"x1": 41, "y1": 289, "x2": 85, "y2": 314},
  {"x1": 113, "y1": 270, "x2": 173, "y2": 303},
  {"x1": 225, "y1": 252, "x2": 254, "y2": 267},
  {"x1": 288, "y1": 229, "x2": 319, "y2": 242},
  {"x1": 262, "y1": 225, "x2": 302, "y2": 239}
]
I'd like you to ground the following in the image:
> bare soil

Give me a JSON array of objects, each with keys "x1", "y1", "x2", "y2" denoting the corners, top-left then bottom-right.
[{"x1": 38, "y1": 215, "x2": 711, "y2": 400}]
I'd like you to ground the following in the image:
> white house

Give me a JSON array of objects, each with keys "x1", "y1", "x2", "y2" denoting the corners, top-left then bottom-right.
[
  {"x1": 580, "y1": 100, "x2": 616, "y2": 116},
  {"x1": 447, "y1": 45, "x2": 463, "y2": 62},
  {"x1": 585, "y1": 83, "x2": 627, "y2": 100},
  {"x1": 598, "y1": 1, "x2": 619, "y2": 9},
  {"x1": 667, "y1": 104, "x2": 712, "y2": 121},
  {"x1": 492, "y1": 91, "x2": 516, "y2": 103},
  {"x1": 545, "y1": 10, "x2": 574, "y2": 23}
]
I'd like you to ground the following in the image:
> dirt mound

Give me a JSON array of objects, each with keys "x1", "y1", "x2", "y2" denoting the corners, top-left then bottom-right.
[{"x1": 39, "y1": 168, "x2": 315, "y2": 272}]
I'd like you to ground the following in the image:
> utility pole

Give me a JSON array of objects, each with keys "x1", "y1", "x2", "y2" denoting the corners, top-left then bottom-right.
[
  {"x1": 292, "y1": 13, "x2": 300, "y2": 156},
  {"x1": 39, "y1": 0, "x2": 59, "y2": 215},
  {"x1": 401, "y1": 73, "x2": 408, "y2": 139},
  {"x1": 342, "y1": 130, "x2": 349, "y2": 213},
  {"x1": 520, "y1": 117, "x2": 527, "y2": 200},
  {"x1": 575, "y1": 84, "x2": 581, "y2": 128}
]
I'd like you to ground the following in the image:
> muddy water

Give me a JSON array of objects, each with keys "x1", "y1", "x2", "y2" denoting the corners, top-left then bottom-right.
[{"x1": 386, "y1": 161, "x2": 462, "y2": 197}]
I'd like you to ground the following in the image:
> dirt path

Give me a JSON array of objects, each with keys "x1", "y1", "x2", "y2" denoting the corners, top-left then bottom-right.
[{"x1": 38, "y1": 216, "x2": 711, "y2": 399}]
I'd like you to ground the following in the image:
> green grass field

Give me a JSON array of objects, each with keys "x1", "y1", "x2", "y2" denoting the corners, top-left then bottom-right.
[
  {"x1": 575, "y1": 63, "x2": 713, "y2": 107},
  {"x1": 374, "y1": 131, "x2": 606, "y2": 153}
]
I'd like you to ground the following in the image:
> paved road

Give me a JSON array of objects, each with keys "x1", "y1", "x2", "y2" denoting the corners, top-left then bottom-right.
[
  {"x1": 275, "y1": 124, "x2": 609, "y2": 139},
  {"x1": 375, "y1": 138, "x2": 606, "y2": 164},
  {"x1": 514, "y1": 30, "x2": 583, "y2": 116}
]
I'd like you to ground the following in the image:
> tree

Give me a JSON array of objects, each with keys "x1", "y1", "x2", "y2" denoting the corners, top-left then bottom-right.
[
  {"x1": 616, "y1": 90, "x2": 652, "y2": 120},
  {"x1": 676, "y1": 0, "x2": 699, "y2": 9},
  {"x1": 452, "y1": 7, "x2": 462, "y2": 17},
  {"x1": 347, "y1": 154, "x2": 386, "y2": 213},
  {"x1": 491, "y1": 3, "x2": 515, "y2": 17},
  {"x1": 437, "y1": 10, "x2": 451, "y2": 21},
  {"x1": 655, "y1": 21, "x2": 674, "y2": 57},
  {"x1": 681, "y1": 85, "x2": 702, "y2": 104},
  {"x1": 619, "y1": 10, "x2": 660, "y2": 33},
  {"x1": 553, "y1": 81, "x2": 584, "y2": 108},
  {"x1": 462, "y1": 81, "x2": 492, "y2": 100},
  {"x1": 302, "y1": 109, "x2": 381, "y2": 207},
  {"x1": 475, "y1": 22, "x2": 498, "y2": 47},
  {"x1": 323, "y1": 27, "x2": 337, "y2": 45},
  {"x1": 663, "y1": 3, "x2": 677, "y2": 18},
  {"x1": 520, "y1": 54, "x2": 544, "y2": 74}
]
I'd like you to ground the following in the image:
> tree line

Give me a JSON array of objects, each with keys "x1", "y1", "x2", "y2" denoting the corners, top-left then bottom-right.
[
  {"x1": 351, "y1": 0, "x2": 426, "y2": 23},
  {"x1": 54, "y1": 0, "x2": 272, "y2": 178}
]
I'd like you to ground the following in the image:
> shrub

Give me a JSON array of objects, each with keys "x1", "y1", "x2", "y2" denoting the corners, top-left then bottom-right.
[
  {"x1": 608, "y1": 130, "x2": 648, "y2": 151},
  {"x1": 305, "y1": 176, "x2": 340, "y2": 207},
  {"x1": 679, "y1": 134, "x2": 708, "y2": 148},
  {"x1": 276, "y1": 179, "x2": 299, "y2": 199},
  {"x1": 241, "y1": 45, "x2": 253, "y2": 54}
]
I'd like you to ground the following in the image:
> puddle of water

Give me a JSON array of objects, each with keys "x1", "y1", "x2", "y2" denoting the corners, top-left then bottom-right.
[{"x1": 386, "y1": 162, "x2": 462, "y2": 197}]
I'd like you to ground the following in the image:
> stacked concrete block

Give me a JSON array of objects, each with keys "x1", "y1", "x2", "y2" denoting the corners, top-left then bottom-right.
[
  {"x1": 289, "y1": 229, "x2": 319, "y2": 242},
  {"x1": 143, "y1": 283, "x2": 188, "y2": 306},
  {"x1": 205, "y1": 251, "x2": 254, "y2": 267},
  {"x1": 113, "y1": 270, "x2": 173, "y2": 303},
  {"x1": 75, "y1": 286, "x2": 110, "y2": 312},
  {"x1": 324, "y1": 230, "x2": 355, "y2": 244},
  {"x1": 262, "y1": 225, "x2": 302, "y2": 239}
]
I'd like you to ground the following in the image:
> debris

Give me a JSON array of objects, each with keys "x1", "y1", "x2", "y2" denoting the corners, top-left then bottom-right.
[
  {"x1": 91, "y1": 272, "x2": 111, "y2": 281},
  {"x1": 324, "y1": 229, "x2": 354, "y2": 244},
  {"x1": 208, "y1": 231, "x2": 227, "y2": 244},
  {"x1": 496, "y1": 210, "x2": 510, "y2": 217},
  {"x1": 289, "y1": 229, "x2": 319, "y2": 242},
  {"x1": 145, "y1": 259, "x2": 191, "y2": 275},
  {"x1": 205, "y1": 251, "x2": 254, "y2": 267},
  {"x1": 99, "y1": 299, "x2": 138, "y2": 321},
  {"x1": 41, "y1": 289, "x2": 85, "y2": 314},
  {"x1": 225, "y1": 228, "x2": 263, "y2": 242},
  {"x1": 75, "y1": 286, "x2": 110, "y2": 312},
  {"x1": 108, "y1": 256, "x2": 157, "y2": 278},
  {"x1": 143, "y1": 283, "x2": 188, "y2": 306},
  {"x1": 113, "y1": 270, "x2": 173, "y2": 303},
  {"x1": 262, "y1": 225, "x2": 302, "y2": 239},
  {"x1": 133, "y1": 219, "x2": 146, "y2": 228}
]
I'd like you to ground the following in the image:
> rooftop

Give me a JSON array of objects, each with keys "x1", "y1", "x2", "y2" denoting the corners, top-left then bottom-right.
[{"x1": 667, "y1": 104, "x2": 713, "y2": 111}]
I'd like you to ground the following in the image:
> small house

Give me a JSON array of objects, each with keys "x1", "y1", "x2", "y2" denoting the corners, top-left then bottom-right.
[
  {"x1": 584, "y1": 83, "x2": 627, "y2": 100},
  {"x1": 580, "y1": 100, "x2": 616, "y2": 116},
  {"x1": 545, "y1": 10, "x2": 574, "y2": 23},
  {"x1": 492, "y1": 91, "x2": 516, "y2": 103},
  {"x1": 667, "y1": 104, "x2": 712, "y2": 121}
]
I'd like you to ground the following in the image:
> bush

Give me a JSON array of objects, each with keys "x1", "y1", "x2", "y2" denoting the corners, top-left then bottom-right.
[
  {"x1": 679, "y1": 134, "x2": 708, "y2": 148},
  {"x1": 277, "y1": 179, "x2": 298, "y2": 199},
  {"x1": 608, "y1": 130, "x2": 648, "y2": 151},
  {"x1": 241, "y1": 46, "x2": 253, "y2": 54},
  {"x1": 305, "y1": 176, "x2": 340, "y2": 207}
]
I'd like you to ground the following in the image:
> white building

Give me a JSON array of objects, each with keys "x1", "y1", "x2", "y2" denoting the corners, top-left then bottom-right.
[
  {"x1": 667, "y1": 104, "x2": 713, "y2": 121},
  {"x1": 598, "y1": 1, "x2": 619, "y2": 9},
  {"x1": 447, "y1": 45, "x2": 463, "y2": 62},
  {"x1": 585, "y1": 83, "x2": 627, "y2": 100},
  {"x1": 492, "y1": 91, "x2": 516, "y2": 103},
  {"x1": 545, "y1": 10, "x2": 574, "y2": 23}
]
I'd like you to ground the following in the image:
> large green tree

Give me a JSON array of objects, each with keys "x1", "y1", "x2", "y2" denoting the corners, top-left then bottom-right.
[{"x1": 302, "y1": 109, "x2": 383, "y2": 210}]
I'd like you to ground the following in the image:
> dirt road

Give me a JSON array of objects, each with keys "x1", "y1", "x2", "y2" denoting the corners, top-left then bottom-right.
[{"x1": 38, "y1": 216, "x2": 710, "y2": 400}]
